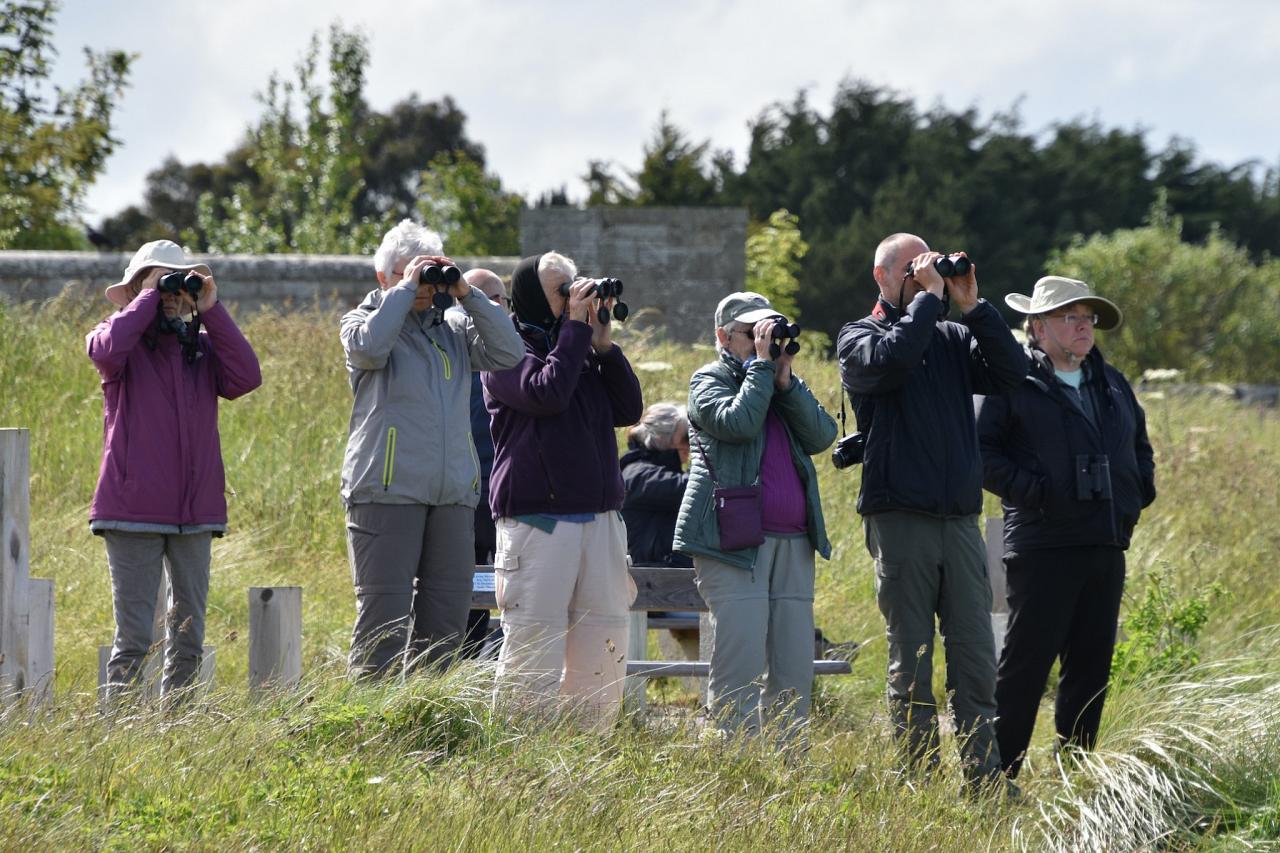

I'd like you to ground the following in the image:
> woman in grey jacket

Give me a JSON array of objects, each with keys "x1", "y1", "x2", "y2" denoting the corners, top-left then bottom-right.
[{"x1": 339, "y1": 220, "x2": 524, "y2": 676}]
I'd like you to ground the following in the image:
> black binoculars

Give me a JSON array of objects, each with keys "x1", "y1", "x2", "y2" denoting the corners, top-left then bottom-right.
[
  {"x1": 1075, "y1": 454, "x2": 1113, "y2": 501},
  {"x1": 906, "y1": 254, "x2": 972, "y2": 278},
  {"x1": 558, "y1": 277, "x2": 630, "y2": 324},
  {"x1": 419, "y1": 264, "x2": 462, "y2": 311},
  {"x1": 157, "y1": 270, "x2": 203, "y2": 297},
  {"x1": 768, "y1": 318, "x2": 801, "y2": 359}
]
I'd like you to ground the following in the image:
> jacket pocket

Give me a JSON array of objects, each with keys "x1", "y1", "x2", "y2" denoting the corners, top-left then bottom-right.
[{"x1": 381, "y1": 426, "x2": 398, "y2": 490}]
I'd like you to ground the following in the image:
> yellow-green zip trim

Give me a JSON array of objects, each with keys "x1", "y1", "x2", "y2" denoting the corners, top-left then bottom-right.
[
  {"x1": 382, "y1": 426, "x2": 398, "y2": 489},
  {"x1": 467, "y1": 433, "x2": 480, "y2": 493},
  {"x1": 430, "y1": 339, "x2": 452, "y2": 381}
]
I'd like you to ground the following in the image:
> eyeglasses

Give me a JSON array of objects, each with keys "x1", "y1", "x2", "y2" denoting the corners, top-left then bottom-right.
[{"x1": 1045, "y1": 313, "x2": 1099, "y2": 328}]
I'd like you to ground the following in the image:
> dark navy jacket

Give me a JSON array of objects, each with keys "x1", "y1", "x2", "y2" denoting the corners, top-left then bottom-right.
[
  {"x1": 620, "y1": 443, "x2": 692, "y2": 567},
  {"x1": 837, "y1": 293, "x2": 1027, "y2": 517},
  {"x1": 976, "y1": 346, "x2": 1156, "y2": 554}
]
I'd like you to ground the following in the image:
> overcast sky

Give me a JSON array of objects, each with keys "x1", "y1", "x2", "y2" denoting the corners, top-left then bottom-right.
[{"x1": 48, "y1": 0, "x2": 1280, "y2": 225}]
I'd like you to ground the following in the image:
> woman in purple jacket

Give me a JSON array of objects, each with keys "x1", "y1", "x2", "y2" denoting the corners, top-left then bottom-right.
[
  {"x1": 482, "y1": 251, "x2": 643, "y2": 725},
  {"x1": 88, "y1": 240, "x2": 262, "y2": 698}
]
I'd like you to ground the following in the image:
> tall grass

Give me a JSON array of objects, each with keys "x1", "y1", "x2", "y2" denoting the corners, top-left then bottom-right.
[{"x1": 0, "y1": 296, "x2": 1277, "y2": 848}]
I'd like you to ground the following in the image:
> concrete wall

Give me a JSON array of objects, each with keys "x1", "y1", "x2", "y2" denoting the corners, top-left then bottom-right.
[
  {"x1": 0, "y1": 251, "x2": 518, "y2": 313},
  {"x1": 520, "y1": 207, "x2": 747, "y2": 343}
]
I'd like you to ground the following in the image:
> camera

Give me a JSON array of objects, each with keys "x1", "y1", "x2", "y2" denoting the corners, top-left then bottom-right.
[
  {"x1": 906, "y1": 254, "x2": 972, "y2": 278},
  {"x1": 768, "y1": 318, "x2": 801, "y2": 359},
  {"x1": 418, "y1": 264, "x2": 462, "y2": 311},
  {"x1": 558, "y1": 277, "x2": 630, "y2": 324},
  {"x1": 831, "y1": 432, "x2": 866, "y2": 469},
  {"x1": 1075, "y1": 454, "x2": 1112, "y2": 501},
  {"x1": 157, "y1": 270, "x2": 203, "y2": 297}
]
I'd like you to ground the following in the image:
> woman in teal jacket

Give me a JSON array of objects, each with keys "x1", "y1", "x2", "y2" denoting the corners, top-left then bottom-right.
[{"x1": 674, "y1": 292, "x2": 837, "y2": 738}]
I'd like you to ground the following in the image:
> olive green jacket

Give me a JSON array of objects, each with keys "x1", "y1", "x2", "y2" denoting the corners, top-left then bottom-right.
[{"x1": 673, "y1": 351, "x2": 838, "y2": 570}]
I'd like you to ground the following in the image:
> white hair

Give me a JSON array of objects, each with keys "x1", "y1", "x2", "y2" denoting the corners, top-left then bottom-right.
[
  {"x1": 372, "y1": 219, "x2": 444, "y2": 280},
  {"x1": 537, "y1": 251, "x2": 577, "y2": 283},
  {"x1": 628, "y1": 403, "x2": 689, "y2": 451}
]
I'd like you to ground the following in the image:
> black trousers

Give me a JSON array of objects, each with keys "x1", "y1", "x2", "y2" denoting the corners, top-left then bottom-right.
[{"x1": 995, "y1": 545, "x2": 1125, "y2": 778}]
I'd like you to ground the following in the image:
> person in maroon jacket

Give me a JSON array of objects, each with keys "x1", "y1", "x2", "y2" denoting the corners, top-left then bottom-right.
[
  {"x1": 481, "y1": 251, "x2": 643, "y2": 725},
  {"x1": 88, "y1": 240, "x2": 261, "y2": 698}
]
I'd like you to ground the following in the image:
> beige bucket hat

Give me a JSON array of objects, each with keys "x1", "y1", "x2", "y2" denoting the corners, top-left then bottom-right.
[
  {"x1": 1004, "y1": 276, "x2": 1123, "y2": 331},
  {"x1": 106, "y1": 240, "x2": 211, "y2": 307}
]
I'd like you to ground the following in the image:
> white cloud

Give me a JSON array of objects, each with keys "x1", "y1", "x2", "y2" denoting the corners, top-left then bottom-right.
[{"x1": 47, "y1": 0, "x2": 1280, "y2": 224}]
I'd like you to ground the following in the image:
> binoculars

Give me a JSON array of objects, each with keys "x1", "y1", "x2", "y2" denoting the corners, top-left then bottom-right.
[
  {"x1": 558, "y1": 277, "x2": 630, "y2": 324},
  {"x1": 906, "y1": 254, "x2": 972, "y2": 278},
  {"x1": 1075, "y1": 454, "x2": 1113, "y2": 501},
  {"x1": 768, "y1": 318, "x2": 801, "y2": 359},
  {"x1": 157, "y1": 270, "x2": 203, "y2": 297},
  {"x1": 419, "y1": 264, "x2": 462, "y2": 311}
]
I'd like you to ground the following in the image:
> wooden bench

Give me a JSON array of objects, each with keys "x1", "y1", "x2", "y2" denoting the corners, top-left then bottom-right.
[{"x1": 472, "y1": 565, "x2": 853, "y2": 712}]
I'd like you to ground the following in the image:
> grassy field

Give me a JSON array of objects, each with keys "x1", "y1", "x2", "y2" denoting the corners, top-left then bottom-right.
[{"x1": 1, "y1": 294, "x2": 1278, "y2": 849}]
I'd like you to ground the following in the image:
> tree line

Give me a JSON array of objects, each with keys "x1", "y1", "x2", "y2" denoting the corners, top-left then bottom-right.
[{"x1": 4, "y1": 6, "x2": 1278, "y2": 380}]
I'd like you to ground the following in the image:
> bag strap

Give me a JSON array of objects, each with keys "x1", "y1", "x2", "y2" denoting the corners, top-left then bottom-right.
[{"x1": 690, "y1": 425, "x2": 722, "y2": 489}]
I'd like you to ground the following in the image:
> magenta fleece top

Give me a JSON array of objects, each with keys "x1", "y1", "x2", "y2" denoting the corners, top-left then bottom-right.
[
  {"x1": 760, "y1": 408, "x2": 807, "y2": 533},
  {"x1": 86, "y1": 289, "x2": 262, "y2": 527}
]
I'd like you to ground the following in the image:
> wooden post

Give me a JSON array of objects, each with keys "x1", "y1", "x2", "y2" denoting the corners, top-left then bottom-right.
[
  {"x1": 985, "y1": 516, "x2": 1009, "y2": 660},
  {"x1": 23, "y1": 578, "x2": 53, "y2": 705},
  {"x1": 1, "y1": 429, "x2": 32, "y2": 702},
  {"x1": 698, "y1": 612, "x2": 713, "y2": 707},
  {"x1": 623, "y1": 611, "x2": 648, "y2": 714},
  {"x1": 248, "y1": 586, "x2": 302, "y2": 694}
]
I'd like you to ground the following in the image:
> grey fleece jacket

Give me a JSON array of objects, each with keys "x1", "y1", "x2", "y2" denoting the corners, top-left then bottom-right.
[{"x1": 340, "y1": 281, "x2": 524, "y2": 507}]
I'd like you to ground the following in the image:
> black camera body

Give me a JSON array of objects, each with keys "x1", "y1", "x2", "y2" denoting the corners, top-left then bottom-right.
[
  {"x1": 831, "y1": 431, "x2": 866, "y2": 469},
  {"x1": 1075, "y1": 454, "x2": 1112, "y2": 501},
  {"x1": 157, "y1": 270, "x2": 203, "y2": 297},
  {"x1": 768, "y1": 319, "x2": 801, "y2": 359},
  {"x1": 558, "y1": 277, "x2": 629, "y2": 323},
  {"x1": 906, "y1": 254, "x2": 972, "y2": 278}
]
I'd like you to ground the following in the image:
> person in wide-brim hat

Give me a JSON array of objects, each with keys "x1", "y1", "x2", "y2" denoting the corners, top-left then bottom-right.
[
  {"x1": 105, "y1": 240, "x2": 211, "y2": 308},
  {"x1": 1004, "y1": 275, "x2": 1124, "y2": 331},
  {"x1": 977, "y1": 272, "x2": 1155, "y2": 781}
]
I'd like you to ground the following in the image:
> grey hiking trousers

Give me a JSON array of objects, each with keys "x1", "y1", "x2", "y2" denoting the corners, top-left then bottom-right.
[
  {"x1": 863, "y1": 510, "x2": 1002, "y2": 783},
  {"x1": 346, "y1": 502, "x2": 475, "y2": 676},
  {"x1": 102, "y1": 530, "x2": 211, "y2": 697}
]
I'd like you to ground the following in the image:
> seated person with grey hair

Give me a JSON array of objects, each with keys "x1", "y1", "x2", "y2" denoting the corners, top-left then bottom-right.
[
  {"x1": 339, "y1": 220, "x2": 524, "y2": 677},
  {"x1": 621, "y1": 402, "x2": 692, "y2": 568}
]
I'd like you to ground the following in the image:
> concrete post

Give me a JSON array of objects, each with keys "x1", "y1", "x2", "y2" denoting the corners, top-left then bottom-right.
[
  {"x1": 248, "y1": 586, "x2": 302, "y2": 694},
  {"x1": 986, "y1": 515, "x2": 1009, "y2": 660}
]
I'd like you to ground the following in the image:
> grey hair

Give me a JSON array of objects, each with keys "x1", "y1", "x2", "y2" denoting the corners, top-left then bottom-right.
[
  {"x1": 538, "y1": 251, "x2": 577, "y2": 282},
  {"x1": 628, "y1": 402, "x2": 689, "y2": 451},
  {"x1": 1024, "y1": 315, "x2": 1041, "y2": 346},
  {"x1": 874, "y1": 232, "x2": 926, "y2": 278},
  {"x1": 373, "y1": 219, "x2": 444, "y2": 280}
]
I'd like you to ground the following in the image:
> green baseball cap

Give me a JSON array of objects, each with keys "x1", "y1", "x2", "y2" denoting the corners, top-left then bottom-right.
[{"x1": 715, "y1": 291, "x2": 783, "y2": 328}]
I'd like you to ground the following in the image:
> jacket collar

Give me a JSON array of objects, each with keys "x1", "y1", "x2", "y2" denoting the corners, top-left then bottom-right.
[
  {"x1": 1027, "y1": 345, "x2": 1109, "y2": 391},
  {"x1": 717, "y1": 348, "x2": 748, "y2": 380}
]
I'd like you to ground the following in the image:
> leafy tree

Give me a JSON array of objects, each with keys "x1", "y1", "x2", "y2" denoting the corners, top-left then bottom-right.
[
  {"x1": 416, "y1": 150, "x2": 522, "y2": 256},
  {"x1": 1050, "y1": 195, "x2": 1280, "y2": 382},
  {"x1": 583, "y1": 159, "x2": 635, "y2": 206},
  {"x1": 195, "y1": 24, "x2": 378, "y2": 254},
  {"x1": 744, "y1": 208, "x2": 806, "y2": 320},
  {"x1": 631, "y1": 111, "x2": 720, "y2": 206},
  {"x1": 0, "y1": 0, "x2": 132, "y2": 248}
]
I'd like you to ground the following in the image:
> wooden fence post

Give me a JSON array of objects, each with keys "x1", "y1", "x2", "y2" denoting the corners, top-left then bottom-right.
[
  {"x1": 24, "y1": 578, "x2": 54, "y2": 705},
  {"x1": 248, "y1": 586, "x2": 302, "y2": 694},
  {"x1": 623, "y1": 612, "x2": 648, "y2": 714},
  {"x1": 1, "y1": 429, "x2": 32, "y2": 702},
  {"x1": 985, "y1": 516, "x2": 1009, "y2": 660}
]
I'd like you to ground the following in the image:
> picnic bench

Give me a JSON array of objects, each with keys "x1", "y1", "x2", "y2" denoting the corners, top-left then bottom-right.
[{"x1": 472, "y1": 565, "x2": 854, "y2": 712}]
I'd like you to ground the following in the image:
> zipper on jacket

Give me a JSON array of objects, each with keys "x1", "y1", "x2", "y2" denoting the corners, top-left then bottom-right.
[
  {"x1": 382, "y1": 426, "x2": 398, "y2": 490},
  {"x1": 468, "y1": 433, "x2": 480, "y2": 493},
  {"x1": 429, "y1": 339, "x2": 452, "y2": 381}
]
